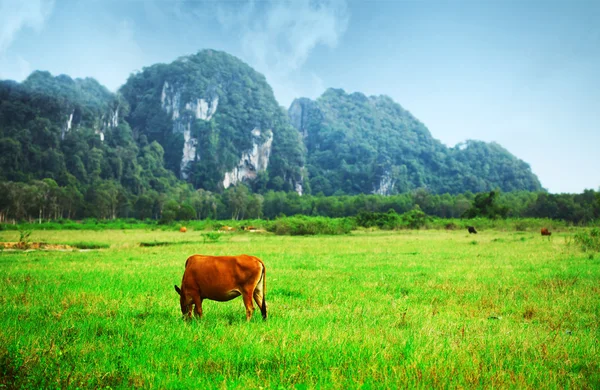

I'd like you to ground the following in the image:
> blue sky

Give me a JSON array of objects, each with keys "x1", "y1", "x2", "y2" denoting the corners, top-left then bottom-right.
[{"x1": 1, "y1": 0, "x2": 598, "y2": 193}]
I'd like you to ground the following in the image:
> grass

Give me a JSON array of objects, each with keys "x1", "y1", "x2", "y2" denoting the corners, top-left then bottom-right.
[{"x1": 0, "y1": 228, "x2": 599, "y2": 388}]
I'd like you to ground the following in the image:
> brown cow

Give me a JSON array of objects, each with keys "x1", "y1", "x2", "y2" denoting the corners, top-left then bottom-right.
[
  {"x1": 174, "y1": 254, "x2": 267, "y2": 321},
  {"x1": 179, "y1": 226, "x2": 187, "y2": 233},
  {"x1": 219, "y1": 226, "x2": 236, "y2": 232},
  {"x1": 541, "y1": 228, "x2": 552, "y2": 236}
]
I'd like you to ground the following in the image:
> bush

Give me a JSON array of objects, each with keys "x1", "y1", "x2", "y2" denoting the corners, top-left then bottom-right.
[
  {"x1": 356, "y1": 210, "x2": 401, "y2": 229},
  {"x1": 202, "y1": 232, "x2": 222, "y2": 243},
  {"x1": 266, "y1": 216, "x2": 354, "y2": 235},
  {"x1": 400, "y1": 207, "x2": 430, "y2": 229}
]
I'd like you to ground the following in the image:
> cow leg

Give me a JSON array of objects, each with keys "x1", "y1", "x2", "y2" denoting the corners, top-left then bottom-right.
[
  {"x1": 242, "y1": 291, "x2": 255, "y2": 321},
  {"x1": 192, "y1": 295, "x2": 203, "y2": 319},
  {"x1": 253, "y1": 288, "x2": 267, "y2": 320}
]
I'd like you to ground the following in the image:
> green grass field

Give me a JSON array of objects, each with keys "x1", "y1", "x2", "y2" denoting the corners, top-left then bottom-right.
[{"x1": 1, "y1": 228, "x2": 598, "y2": 388}]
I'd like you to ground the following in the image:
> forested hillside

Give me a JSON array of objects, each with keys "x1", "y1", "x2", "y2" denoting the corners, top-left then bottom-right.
[
  {"x1": 0, "y1": 72, "x2": 194, "y2": 219},
  {"x1": 120, "y1": 49, "x2": 305, "y2": 193},
  {"x1": 289, "y1": 89, "x2": 543, "y2": 195}
]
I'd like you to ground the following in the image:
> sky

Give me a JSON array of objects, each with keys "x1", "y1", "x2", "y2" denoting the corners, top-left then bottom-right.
[{"x1": 1, "y1": 0, "x2": 598, "y2": 193}]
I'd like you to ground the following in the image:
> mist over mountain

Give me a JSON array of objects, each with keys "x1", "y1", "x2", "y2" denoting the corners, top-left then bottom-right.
[{"x1": 1, "y1": 49, "x2": 542, "y2": 200}]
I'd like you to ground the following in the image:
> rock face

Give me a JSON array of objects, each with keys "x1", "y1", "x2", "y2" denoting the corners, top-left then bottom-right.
[
  {"x1": 121, "y1": 49, "x2": 304, "y2": 192},
  {"x1": 95, "y1": 105, "x2": 120, "y2": 142},
  {"x1": 373, "y1": 170, "x2": 395, "y2": 196},
  {"x1": 288, "y1": 98, "x2": 319, "y2": 139},
  {"x1": 223, "y1": 128, "x2": 273, "y2": 188},
  {"x1": 160, "y1": 81, "x2": 219, "y2": 178},
  {"x1": 61, "y1": 110, "x2": 74, "y2": 140}
]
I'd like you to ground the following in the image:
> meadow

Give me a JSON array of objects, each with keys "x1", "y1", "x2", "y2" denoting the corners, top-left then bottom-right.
[{"x1": 1, "y1": 227, "x2": 598, "y2": 388}]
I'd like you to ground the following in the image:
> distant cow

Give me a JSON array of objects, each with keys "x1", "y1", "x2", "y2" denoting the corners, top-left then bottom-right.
[
  {"x1": 541, "y1": 228, "x2": 552, "y2": 236},
  {"x1": 179, "y1": 226, "x2": 187, "y2": 233},
  {"x1": 174, "y1": 254, "x2": 267, "y2": 321},
  {"x1": 467, "y1": 226, "x2": 478, "y2": 234},
  {"x1": 219, "y1": 226, "x2": 236, "y2": 232}
]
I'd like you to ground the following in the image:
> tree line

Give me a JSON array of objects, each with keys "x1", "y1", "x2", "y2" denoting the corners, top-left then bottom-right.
[{"x1": 1, "y1": 180, "x2": 598, "y2": 225}]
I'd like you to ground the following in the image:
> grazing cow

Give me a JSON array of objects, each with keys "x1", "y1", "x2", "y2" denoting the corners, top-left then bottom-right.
[
  {"x1": 174, "y1": 254, "x2": 267, "y2": 321},
  {"x1": 179, "y1": 226, "x2": 187, "y2": 233},
  {"x1": 219, "y1": 226, "x2": 236, "y2": 232},
  {"x1": 541, "y1": 228, "x2": 552, "y2": 236},
  {"x1": 467, "y1": 226, "x2": 478, "y2": 234}
]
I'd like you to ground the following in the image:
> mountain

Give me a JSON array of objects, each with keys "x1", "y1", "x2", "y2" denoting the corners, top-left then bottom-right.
[
  {"x1": 289, "y1": 88, "x2": 543, "y2": 195},
  {"x1": 119, "y1": 49, "x2": 305, "y2": 193}
]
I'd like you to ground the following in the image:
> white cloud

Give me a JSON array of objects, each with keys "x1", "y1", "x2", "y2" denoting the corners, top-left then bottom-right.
[
  {"x1": 215, "y1": 0, "x2": 349, "y2": 106},
  {"x1": 0, "y1": 0, "x2": 55, "y2": 53}
]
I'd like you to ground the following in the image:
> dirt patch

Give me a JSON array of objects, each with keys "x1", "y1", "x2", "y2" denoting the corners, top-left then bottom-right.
[{"x1": 1, "y1": 242, "x2": 75, "y2": 250}]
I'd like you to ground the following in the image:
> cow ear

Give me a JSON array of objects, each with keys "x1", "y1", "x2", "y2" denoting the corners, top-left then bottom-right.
[{"x1": 174, "y1": 285, "x2": 182, "y2": 295}]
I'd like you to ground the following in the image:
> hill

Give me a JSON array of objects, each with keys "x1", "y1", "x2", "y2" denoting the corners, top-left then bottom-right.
[
  {"x1": 119, "y1": 49, "x2": 305, "y2": 193},
  {"x1": 289, "y1": 88, "x2": 543, "y2": 195}
]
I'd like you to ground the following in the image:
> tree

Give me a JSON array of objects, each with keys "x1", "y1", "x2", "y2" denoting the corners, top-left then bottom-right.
[{"x1": 463, "y1": 191, "x2": 508, "y2": 219}]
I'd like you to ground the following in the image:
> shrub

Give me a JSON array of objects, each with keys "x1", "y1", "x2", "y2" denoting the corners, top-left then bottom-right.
[
  {"x1": 202, "y1": 232, "x2": 222, "y2": 243},
  {"x1": 400, "y1": 207, "x2": 430, "y2": 229},
  {"x1": 355, "y1": 210, "x2": 401, "y2": 230},
  {"x1": 266, "y1": 216, "x2": 354, "y2": 236}
]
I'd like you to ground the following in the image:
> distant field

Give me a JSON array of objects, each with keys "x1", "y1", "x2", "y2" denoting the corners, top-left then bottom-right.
[{"x1": 1, "y1": 228, "x2": 598, "y2": 388}]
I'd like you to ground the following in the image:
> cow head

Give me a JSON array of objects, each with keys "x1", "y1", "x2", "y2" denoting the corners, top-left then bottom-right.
[{"x1": 174, "y1": 285, "x2": 192, "y2": 318}]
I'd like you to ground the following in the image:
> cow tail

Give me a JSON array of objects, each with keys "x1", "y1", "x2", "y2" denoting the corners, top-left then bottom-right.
[{"x1": 260, "y1": 263, "x2": 267, "y2": 320}]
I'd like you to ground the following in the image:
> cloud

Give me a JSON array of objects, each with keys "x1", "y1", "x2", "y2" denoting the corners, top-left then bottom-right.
[
  {"x1": 0, "y1": 0, "x2": 55, "y2": 52},
  {"x1": 215, "y1": 0, "x2": 350, "y2": 106},
  {"x1": 0, "y1": 53, "x2": 31, "y2": 81},
  {"x1": 242, "y1": 0, "x2": 348, "y2": 71}
]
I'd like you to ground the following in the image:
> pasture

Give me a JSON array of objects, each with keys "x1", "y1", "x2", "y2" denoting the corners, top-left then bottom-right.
[{"x1": 1, "y1": 228, "x2": 598, "y2": 388}]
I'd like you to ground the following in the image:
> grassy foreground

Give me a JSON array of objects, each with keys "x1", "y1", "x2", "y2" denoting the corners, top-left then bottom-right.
[{"x1": 0, "y1": 228, "x2": 598, "y2": 388}]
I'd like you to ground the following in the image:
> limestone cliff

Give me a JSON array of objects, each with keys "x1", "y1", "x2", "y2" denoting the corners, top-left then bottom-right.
[
  {"x1": 121, "y1": 49, "x2": 304, "y2": 193},
  {"x1": 160, "y1": 80, "x2": 219, "y2": 178}
]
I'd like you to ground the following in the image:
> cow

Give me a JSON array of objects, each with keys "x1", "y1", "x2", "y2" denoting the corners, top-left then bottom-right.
[
  {"x1": 467, "y1": 226, "x2": 478, "y2": 234},
  {"x1": 219, "y1": 226, "x2": 236, "y2": 232},
  {"x1": 179, "y1": 226, "x2": 187, "y2": 233},
  {"x1": 174, "y1": 254, "x2": 267, "y2": 321},
  {"x1": 541, "y1": 228, "x2": 552, "y2": 236}
]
